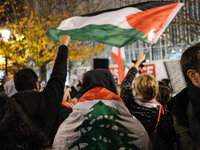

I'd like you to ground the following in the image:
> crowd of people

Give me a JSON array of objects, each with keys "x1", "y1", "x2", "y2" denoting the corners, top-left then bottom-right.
[{"x1": 0, "y1": 35, "x2": 200, "y2": 150}]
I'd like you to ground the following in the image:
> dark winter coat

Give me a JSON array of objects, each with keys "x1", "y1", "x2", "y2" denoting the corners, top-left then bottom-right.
[
  {"x1": 12, "y1": 45, "x2": 72, "y2": 144},
  {"x1": 170, "y1": 84, "x2": 200, "y2": 150},
  {"x1": 120, "y1": 67, "x2": 160, "y2": 138}
]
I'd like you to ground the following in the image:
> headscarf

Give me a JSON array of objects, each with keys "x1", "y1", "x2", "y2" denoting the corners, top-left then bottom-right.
[{"x1": 78, "y1": 69, "x2": 117, "y2": 98}]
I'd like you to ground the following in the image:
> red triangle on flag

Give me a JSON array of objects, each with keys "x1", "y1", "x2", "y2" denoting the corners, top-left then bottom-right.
[{"x1": 126, "y1": 3, "x2": 179, "y2": 41}]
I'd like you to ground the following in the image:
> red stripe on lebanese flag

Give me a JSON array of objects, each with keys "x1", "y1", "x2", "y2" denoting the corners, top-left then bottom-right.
[
  {"x1": 78, "y1": 87, "x2": 125, "y2": 106},
  {"x1": 62, "y1": 101, "x2": 74, "y2": 108},
  {"x1": 127, "y1": 2, "x2": 182, "y2": 42},
  {"x1": 111, "y1": 47, "x2": 125, "y2": 84}
]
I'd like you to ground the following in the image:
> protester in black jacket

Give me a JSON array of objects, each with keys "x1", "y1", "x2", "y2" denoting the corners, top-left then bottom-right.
[
  {"x1": 169, "y1": 42, "x2": 200, "y2": 150},
  {"x1": 0, "y1": 93, "x2": 50, "y2": 149},
  {"x1": 120, "y1": 53, "x2": 161, "y2": 140},
  {"x1": 12, "y1": 35, "x2": 72, "y2": 144}
]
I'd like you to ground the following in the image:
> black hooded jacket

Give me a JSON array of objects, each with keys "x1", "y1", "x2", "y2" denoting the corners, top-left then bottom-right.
[
  {"x1": 78, "y1": 68, "x2": 118, "y2": 98},
  {"x1": 12, "y1": 45, "x2": 72, "y2": 144}
]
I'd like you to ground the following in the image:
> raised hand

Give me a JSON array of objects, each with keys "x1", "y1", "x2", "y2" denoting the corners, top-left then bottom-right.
[
  {"x1": 134, "y1": 53, "x2": 146, "y2": 69},
  {"x1": 59, "y1": 35, "x2": 71, "y2": 46}
]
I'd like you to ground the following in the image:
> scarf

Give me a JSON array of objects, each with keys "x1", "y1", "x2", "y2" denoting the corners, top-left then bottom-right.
[{"x1": 134, "y1": 95, "x2": 161, "y2": 108}]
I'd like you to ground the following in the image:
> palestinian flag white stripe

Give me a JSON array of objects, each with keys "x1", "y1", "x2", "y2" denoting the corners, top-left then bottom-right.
[
  {"x1": 57, "y1": 8, "x2": 141, "y2": 30},
  {"x1": 53, "y1": 87, "x2": 151, "y2": 150},
  {"x1": 47, "y1": 2, "x2": 183, "y2": 48}
]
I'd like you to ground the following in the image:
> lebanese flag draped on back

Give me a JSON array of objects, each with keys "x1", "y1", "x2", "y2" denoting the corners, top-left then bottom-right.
[
  {"x1": 47, "y1": 2, "x2": 183, "y2": 47},
  {"x1": 53, "y1": 87, "x2": 151, "y2": 149},
  {"x1": 111, "y1": 47, "x2": 128, "y2": 84}
]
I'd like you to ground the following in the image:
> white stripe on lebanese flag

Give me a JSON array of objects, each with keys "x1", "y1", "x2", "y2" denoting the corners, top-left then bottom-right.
[
  {"x1": 47, "y1": 2, "x2": 183, "y2": 47},
  {"x1": 53, "y1": 87, "x2": 151, "y2": 150}
]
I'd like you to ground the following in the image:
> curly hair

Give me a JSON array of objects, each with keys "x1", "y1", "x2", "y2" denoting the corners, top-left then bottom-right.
[
  {"x1": 0, "y1": 93, "x2": 50, "y2": 150},
  {"x1": 134, "y1": 74, "x2": 158, "y2": 100}
]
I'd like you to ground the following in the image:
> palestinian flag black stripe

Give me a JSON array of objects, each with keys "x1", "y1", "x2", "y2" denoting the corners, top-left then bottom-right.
[{"x1": 81, "y1": 1, "x2": 175, "y2": 16}]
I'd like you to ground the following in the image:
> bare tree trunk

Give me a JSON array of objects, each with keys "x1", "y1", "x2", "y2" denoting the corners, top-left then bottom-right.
[{"x1": 39, "y1": 64, "x2": 47, "y2": 82}]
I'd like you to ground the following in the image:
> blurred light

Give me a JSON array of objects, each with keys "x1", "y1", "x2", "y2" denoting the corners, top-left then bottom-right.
[
  {"x1": 0, "y1": 70, "x2": 4, "y2": 80},
  {"x1": 148, "y1": 30, "x2": 155, "y2": 41},
  {"x1": 0, "y1": 56, "x2": 5, "y2": 64},
  {"x1": 179, "y1": 49, "x2": 182, "y2": 52},
  {"x1": 172, "y1": 49, "x2": 175, "y2": 53},
  {"x1": 16, "y1": 34, "x2": 24, "y2": 41},
  {"x1": 2, "y1": 30, "x2": 10, "y2": 42},
  {"x1": 146, "y1": 59, "x2": 149, "y2": 62}
]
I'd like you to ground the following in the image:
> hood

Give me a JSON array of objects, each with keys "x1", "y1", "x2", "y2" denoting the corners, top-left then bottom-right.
[{"x1": 78, "y1": 69, "x2": 117, "y2": 98}]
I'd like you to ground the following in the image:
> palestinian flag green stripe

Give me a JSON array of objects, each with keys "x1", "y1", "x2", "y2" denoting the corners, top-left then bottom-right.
[{"x1": 47, "y1": 25, "x2": 149, "y2": 47}]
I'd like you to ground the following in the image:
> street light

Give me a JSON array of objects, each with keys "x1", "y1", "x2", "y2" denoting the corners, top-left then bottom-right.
[
  {"x1": 2, "y1": 29, "x2": 10, "y2": 42},
  {"x1": 2, "y1": 29, "x2": 10, "y2": 76}
]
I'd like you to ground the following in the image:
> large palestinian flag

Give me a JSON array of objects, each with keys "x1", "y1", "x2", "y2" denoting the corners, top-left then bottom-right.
[
  {"x1": 53, "y1": 87, "x2": 151, "y2": 149},
  {"x1": 47, "y1": 2, "x2": 183, "y2": 47}
]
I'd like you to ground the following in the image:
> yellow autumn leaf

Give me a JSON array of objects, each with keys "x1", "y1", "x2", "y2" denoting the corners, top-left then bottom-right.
[{"x1": 0, "y1": 0, "x2": 104, "y2": 72}]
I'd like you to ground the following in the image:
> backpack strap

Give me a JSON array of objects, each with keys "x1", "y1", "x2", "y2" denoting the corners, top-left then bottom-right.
[{"x1": 151, "y1": 106, "x2": 164, "y2": 143}]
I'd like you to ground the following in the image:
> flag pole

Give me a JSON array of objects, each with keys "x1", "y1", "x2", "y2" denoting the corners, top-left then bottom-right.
[{"x1": 144, "y1": 44, "x2": 153, "y2": 54}]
